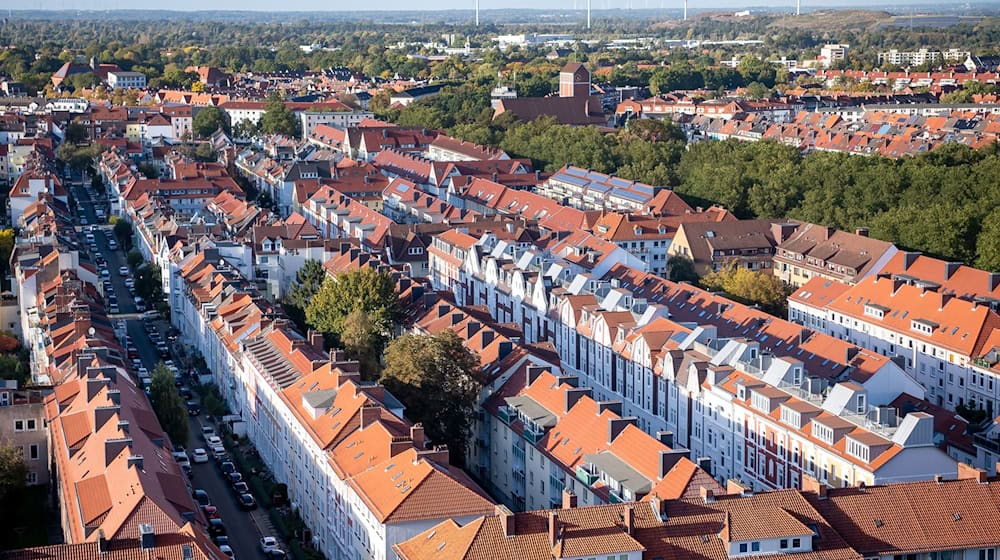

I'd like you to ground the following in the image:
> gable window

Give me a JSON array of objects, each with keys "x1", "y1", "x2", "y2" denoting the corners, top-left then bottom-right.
[{"x1": 13, "y1": 420, "x2": 23, "y2": 432}]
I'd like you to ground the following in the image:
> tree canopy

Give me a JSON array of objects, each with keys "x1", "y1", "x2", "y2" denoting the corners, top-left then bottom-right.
[
  {"x1": 701, "y1": 262, "x2": 790, "y2": 316},
  {"x1": 149, "y1": 362, "x2": 189, "y2": 447},
  {"x1": 380, "y1": 331, "x2": 482, "y2": 467},
  {"x1": 305, "y1": 268, "x2": 401, "y2": 377},
  {"x1": 192, "y1": 106, "x2": 228, "y2": 138},
  {"x1": 283, "y1": 259, "x2": 326, "y2": 332},
  {"x1": 259, "y1": 92, "x2": 298, "y2": 137}
]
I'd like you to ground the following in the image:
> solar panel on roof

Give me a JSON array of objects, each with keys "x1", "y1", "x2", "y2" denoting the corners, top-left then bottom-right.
[
  {"x1": 608, "y1": 177, "x2": 633, "y2": 188},
  {"x1": 613, "y1": 190, "x2": 648, "y2": 202},
  {"x1": 633, "y1": 184, "x2": 655, "y2": 195}
]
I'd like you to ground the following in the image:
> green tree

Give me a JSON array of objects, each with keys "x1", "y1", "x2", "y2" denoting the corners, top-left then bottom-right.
[
  {"x1": 380, "y1": 331, "x2": 482, "y2": 467},
  {"x1": 113, "y1": 218, "x2": 133, "y2": 250},
  {"x1": 149, "y1": 362, "x2": 189, "y2": 447},
  {"x1": 975, "y1": 207, "x2": 1000, "y2": 271},
  {"x1": 306, "y1": 268, "x2": 401, "y2": 366},
  {"x1": 283, "y1": 260, "x2": 326, "y2": 332},
  {"x1": 0, "y1": 229, "x2": 14, "y2": 279},
  {"x1": 64, "y1": 121, "x2": 88, "y2": 145},
  {"x1": 667, "y1": 255, "x2": 699, "y2": 283},
  {"x1": 701, "y1": 262, "x2": 789, "y2": 316},
  {"x1": 0, "y1": 350, "x2": 30, "y2": 387},
  {"x1": 339, "y1": 309, "x2": 381, "y2": 379},
  {"x1": 0, "y1": 445, "x2": 27, "y2": 502},
  {"x1": 259, "y1": 92, "x2": 298, "y2": 137},
  {"x1": 192, "y1": 106, "x2": 227, "y2": 138},
  {"x1": 127, "y1": 249, "x2": 144, "y2": 270},
  {"x1": 194, "y1": 143, "x2": 217, "y2": 162}
]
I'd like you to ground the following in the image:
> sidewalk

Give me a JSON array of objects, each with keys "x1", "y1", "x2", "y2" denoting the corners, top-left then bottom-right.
[{"x1": 248, "y1": 508, "x2": 285, "y2": 549}]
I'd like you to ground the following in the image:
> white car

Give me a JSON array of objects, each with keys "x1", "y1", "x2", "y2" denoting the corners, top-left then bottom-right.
[
  {"x1": 171, "y1": 451, "x2": 190, "y2": 469},
  {"x1": 119, "y1": 266, "x2": 129, "y2": 276},
  {"x1": 192, "y1": 448, "x2": 209, "y2": 464},
  {"x1": 259, "y1": 537, "x2": 278, "y2": 553},
  {"x1": 218, "y1": 545, "x2": 235, "y2": 560},
  {"x1": 201, "y1": 426, "x2": 215, "y2": 441},
  {"x1": 207, "y1": 435, "x2": 222, "y2": 448}
]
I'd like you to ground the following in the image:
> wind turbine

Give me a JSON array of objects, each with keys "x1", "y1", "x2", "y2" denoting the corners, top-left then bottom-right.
[
  {"x1": 587, "y1": 0, "x2": 591, "y2": 29},
  {"x1": 796, "y1": 0, "x2": 801, "y2": 16},
  {"x1": 683, "y1": 0, "x2": 688, "y2": 20},
  {"x1": 475, "y1": 0, "x2": 479, "y2": 26}
]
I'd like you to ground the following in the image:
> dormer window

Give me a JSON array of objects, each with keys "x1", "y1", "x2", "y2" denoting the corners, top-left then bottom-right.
[
  {"x1": 864, "y1": 303, "x2": 888, "y2": 319},
  {"x1": 812, "y1": 421, "x2": 834, "y2": 445},
  {"x1": 846, "y1": 437, "x2": 870, "y2": 462}
]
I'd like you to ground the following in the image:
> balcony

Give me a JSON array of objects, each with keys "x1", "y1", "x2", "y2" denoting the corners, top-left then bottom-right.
[
  {"x1": 523, "y1": 427, "x2": 544, "y2": 445},
  {"x1": 575, "y1": 465, "x2": 598, "y2": 486},
  {"x1": 975, "y1": 433, "x2": 1000, "y2": 454},
  {"x1": 498, "y1": 406, "x2": 512, "y2": 425}
]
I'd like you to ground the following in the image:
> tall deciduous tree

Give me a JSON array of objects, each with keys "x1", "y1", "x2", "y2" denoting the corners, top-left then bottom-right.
[
  {"x1": 283, "y1": 260, "x2": 326, "y2": 332},
  {"x1": 149, "y1": 362, "x2": 189, "y2": 447},
  {"x1": 701, "y1": 262, "x2": 789, "y2": 316},
  {"x1": 306, "y1": 268, "x2": 401, "y2": 366},
  {"x1": 0, "y1": 445, "x2": 27, "y2": 502},
  {"x1": 192, "y1": 106, "x2": 228, "y2": 138},
  {"x1": 380, "y1": 331, "x2": 481, "y2": 466},
  {"x1": 259, "y1": 92, "x2": 298, "y2": 137}
]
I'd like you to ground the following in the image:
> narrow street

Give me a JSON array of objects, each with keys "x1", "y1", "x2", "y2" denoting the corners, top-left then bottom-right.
[{"x1": 71, "y1": 179, "x2": 267, "y2": 560}]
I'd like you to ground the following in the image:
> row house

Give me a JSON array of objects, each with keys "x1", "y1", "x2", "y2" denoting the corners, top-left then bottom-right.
[
  {"x1": 291, "y1": 161, "x2": 389, "y2": 213},
  {"x1": 448, "y1": 178, "x2": 591, "y2": 233},
  {"x1": 381, "y1": 178, "x2": 481, "y2": 225},
  {"x1": 173, "y1": 249, "x2": 497, "y2": 560},
  {"x1": 773, "y1": 223, "x2": 898, "y2": 287},
  {"x1": 590, "y1": 210, "x2": 734, "y2": 276},
  {"x1": 302, "y1": 185, "x2": 394, "y2": 249},
  {"x1": 431, "y1": 229, "x2": 961, "y2": 489},
  {"x1": 536, "y1": 165, "x2": 667, "y2": 213},
  {"x1": 669, "y1": 220, "x2": 795, "y2": 275},
  {"x1": 397, "y1": 472, "x2": 1000, "y2": 560},
  {"x1": 252, "y1": 215, "x2": 340, "y2": 300},
  {"x1": 9, "y1": 167, "x2": 67, "y2": 225},
  {"x1": 307, "y1": 124, "x2": 436, "y2": 162},
  {"x1": 483, "y1": 365, "x2": 724, "y2": 512},
  {"x1": 373, "y1": 148, "x2": 531, "y2": 199},
  {"x1": 425, "y1": 135, "x2": 510, "y2": 162}
]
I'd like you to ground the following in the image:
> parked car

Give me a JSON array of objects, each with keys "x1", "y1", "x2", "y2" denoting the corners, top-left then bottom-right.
[
  {"x1": 232, "y1": 482, "x2": 249, "y2": 495},
  {"x1": 212, "y1": 536, "x2": 229, "y2": 548},
  {"x1": 202, "y1": 505, "x2": 220, "y2": 519},
  {"x1": 119, "y1": 266, "x2": 129, "y2": 276},
  {"x1": 192, "y1": 448, "x2": 209, "y2": 464},
  {"x1": 171, "y1": 451, "x2": 190, "y2": 469},
  {"x1": 259, "y1": 537, "x2": 278, "y2": 553},
  {"x1": 263, "y1": 551, "x2": 286, "y2": 560},
  {"x1": 186, "y1": 401, "x2": 200, "y2": 416},
  {"x1": 208, "y1": 519, "x2": 227, "y2": 537},
  {"x1": 192, "y1": 489, "x2": 210, "y2": 507},
  {"x1": 219, "y1": 462, "x2": 236, "y2": 475},
  {"x1": 227, "y1": 472, "x2": 243, "y2": 485},
  {"x1": 218, "y1": 545, "x2": 235, "y2": 560},
  {"x1": 201, "y1": 426, "x2": 215, "y2": 441},
  {"x1": 238, "y1": 493, "x2": 257, "y2": 511}
]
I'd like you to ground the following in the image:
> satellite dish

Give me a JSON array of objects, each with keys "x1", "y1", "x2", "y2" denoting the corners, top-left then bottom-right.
[{"x1": 88, "y1": 327, "x2": 96, "y2": 337}]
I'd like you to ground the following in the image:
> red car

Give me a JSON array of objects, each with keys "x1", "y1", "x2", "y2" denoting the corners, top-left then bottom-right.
[{"x1": 202, "y1": 505, "x2": 220, "y2": 519}]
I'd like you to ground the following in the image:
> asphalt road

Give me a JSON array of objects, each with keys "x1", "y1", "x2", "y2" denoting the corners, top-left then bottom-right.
[{"x1": 71, "y1": 177, "x2": 264, "y2": 560}]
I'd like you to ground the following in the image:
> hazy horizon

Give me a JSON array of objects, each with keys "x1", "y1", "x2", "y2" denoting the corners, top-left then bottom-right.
[{"x1": 12, "y1": 0, "x2": 978, "y2": 13}]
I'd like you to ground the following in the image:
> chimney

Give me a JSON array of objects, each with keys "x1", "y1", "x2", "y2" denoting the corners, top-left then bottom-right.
[
  {"x1": 360, "y1": 404, "x2": 381, "y2": 429},
  {"x1": 607, "y1": 417, "x2": 636, "y2": 444},
  {"x1": 548, "y1": 512, "x2": 560, "y2": 547},
  {"x1": 940, "y1": 292, "x2": 954, "y2": 309},
  {"x1": 945, "y1": 262, "x2": 962, "y2": 280},
  {"x1": 727, "y1": 478, "x2": 752, "y2": 496},
  {"x1": 308, "y1": 329, "x2": 324, "y2": 352},
  {"x1": 97, "y1": 529, "x2": 110, "y2": 555},
  {"x1": 659, "y1": 449, "x2": 688, "y2": 478},
  {"x1": 94, "y1": 405, "x2": 120, "y2": 430},
  {"x1": 597, "y1": 401, "x2": 623, "y2": 416},
  {"x1": 526, "y1": 365, "x2": 547, "y2": 388},
  {"x1": 656, "y1": 431, "x2": 674, "y2": 447},
  {"x1": 389, "y1": 436, "x2": 413, "y2": 457},
  {"x1": 127, "y1": 454, "x2": 144, "y2": 470},
  {"x1": 802, "y1": 474, "x2": 827, "y2": 498},
  {"x1": 561, "y1": 489, "x2": 577, "y2": 509},
  {"x1": 623, "y1": 505, "x2": 634, "y2": 535},
  {"x1": 410, "y1": 423, "x2": 426, "y2": 450},
  {"x1": 957, "y1": 462, "x2": 988, "y2": 482},
  {"x1": 990, "y1": 272, "x2": 1000, "y2": 292},
  {"x1": 497, "y1": 505, "x2": 515, "y2": 537},
  {"x1": 564, "y1": 387, "x2": 592, "y2": 412},
  {"x1": 697, "y1": 456, "x2": 713, "y2": 477},
  {"x1": 845, "y1": 346, "x2": 859, "y2": 364},
  {"x1": 139, "y1": 524, "x2": 155, "y2": 551},
  {"x1": 104, "y1": 437, "x2": 132, "y2": 467},
  {"x1": 416, "y1": 444, "x2": 449, "y2": 465},
  {"x1": 700, "y1": 486, "x2": 715, "y2": 503},
  {"x1": 902, "y1": 251, "x2": 920, "y2": 271},
  {"x1": 87, "y1": 377, "x2": 107, "y2": 401},
  {"x1": 854, "y1": 227, "x2": 869, "y2": 237}
]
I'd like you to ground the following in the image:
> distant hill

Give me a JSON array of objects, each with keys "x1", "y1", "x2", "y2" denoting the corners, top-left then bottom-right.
[{"x1": 767, "y1": 9, "x2": 893, "y2": 31}]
